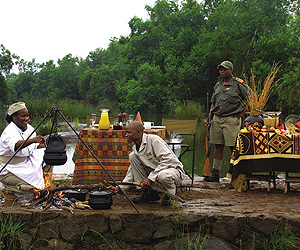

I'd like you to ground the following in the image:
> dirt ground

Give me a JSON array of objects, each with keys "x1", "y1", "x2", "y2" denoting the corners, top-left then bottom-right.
[
  {"x1": 1, "y1": 175, "x2": 300, "y2": 217},
  {"x1": 92, "y1": 175, "x2": 300, "y2": 218}
]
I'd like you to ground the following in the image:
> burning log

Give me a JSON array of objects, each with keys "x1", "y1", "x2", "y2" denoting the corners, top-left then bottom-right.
[
  {"x1": 35, "y1": 182, "x2": 108, "y2": 198},
  {"x1": 23, "y1": 182, "x2": 108, "y2": 211}
]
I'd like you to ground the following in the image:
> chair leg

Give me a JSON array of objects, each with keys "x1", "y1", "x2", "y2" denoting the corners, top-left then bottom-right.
[
  {"x1": 272, "y1": 172, "x2": 276, "y2": 189},
  {"x1": 284, "y1": 182, "x2": 288, "y2": 193},
  {"x1": 244, "y1": 180, "x2": 249, "y2": 191}
]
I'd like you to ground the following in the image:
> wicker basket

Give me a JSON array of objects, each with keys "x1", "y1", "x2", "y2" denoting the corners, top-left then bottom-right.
[{"x1": 264, "y1": 117, "x2": 279, "y2": 128}]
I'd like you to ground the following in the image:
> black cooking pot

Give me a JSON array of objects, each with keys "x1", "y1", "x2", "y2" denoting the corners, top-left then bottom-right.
[
  {"x1": 63, "y1": 189, "x2": 87, "y2": 202},
  {"x1": 88, "y1": 190, "x2": 113, "y2": 209}
]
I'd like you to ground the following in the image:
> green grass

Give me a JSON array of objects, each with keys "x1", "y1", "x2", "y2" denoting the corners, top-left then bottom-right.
[
  {"x1": 263, "y1": 221, "x2": 300, "y2": 250},
  {"x1": 172, "y1": 203, "x2": 208, "y2": 250},
  {"x1": 0, "y1": 214, "x2": 24, "y2": 250}
]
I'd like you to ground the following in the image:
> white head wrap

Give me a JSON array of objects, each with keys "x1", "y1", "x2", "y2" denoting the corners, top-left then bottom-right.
[{"x1": 7, "y1": 102, "x2": 27, "y2": 116}]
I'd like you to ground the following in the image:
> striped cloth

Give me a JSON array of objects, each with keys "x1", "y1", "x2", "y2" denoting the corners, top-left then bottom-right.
[{"x1": 72, "y1": 128, "x2": 165, "y2": 185}]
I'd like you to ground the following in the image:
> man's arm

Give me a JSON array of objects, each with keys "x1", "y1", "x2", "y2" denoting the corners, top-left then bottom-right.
[{"x1": 147, "y1": 138, "x2": 182, "y2": 182}]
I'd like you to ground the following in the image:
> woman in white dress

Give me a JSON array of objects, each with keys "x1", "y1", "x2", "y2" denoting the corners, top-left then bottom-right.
[{"x1": 0, "y1": 102, "x2": 50, "y2": 200}]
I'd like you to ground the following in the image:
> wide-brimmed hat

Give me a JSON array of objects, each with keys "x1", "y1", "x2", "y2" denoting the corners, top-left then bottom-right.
[
  {"x1": 7, "y1": 102, "x2": 27, "y2": 116},
  {"x1": 217, "y1": 61, "x2": 233, "y2": 70}
]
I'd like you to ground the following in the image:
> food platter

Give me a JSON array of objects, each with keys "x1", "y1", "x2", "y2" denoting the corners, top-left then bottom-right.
[{"x1": 285, "y1": 114, "x2": 300, "y2": 134}]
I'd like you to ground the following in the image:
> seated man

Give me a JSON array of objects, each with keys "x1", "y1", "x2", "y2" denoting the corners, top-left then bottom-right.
[
  {"x1": 108, "y1": 121, "x2": 184, "y2": 205},
  {"x1": 0, "y1": 102, "x2": 51, "y2": 201}
]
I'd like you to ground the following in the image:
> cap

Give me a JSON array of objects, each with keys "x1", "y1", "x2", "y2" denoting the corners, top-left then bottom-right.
[
  {"x1": 7, "y1": 102, "x2": 27, "y2": 116},
  {"x1": 217, "y1": 61, "x2": 233, "y2": 70}
]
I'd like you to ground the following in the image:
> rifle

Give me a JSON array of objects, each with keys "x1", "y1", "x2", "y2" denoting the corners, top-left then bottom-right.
[{"x1": 203, "y1": 91, "x2": 211, "y2": 177}]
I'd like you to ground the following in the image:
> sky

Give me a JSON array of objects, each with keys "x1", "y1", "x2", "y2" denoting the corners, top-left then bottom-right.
[{"x1": 1, "y1": 0, "x2": 157, "y2": 65}]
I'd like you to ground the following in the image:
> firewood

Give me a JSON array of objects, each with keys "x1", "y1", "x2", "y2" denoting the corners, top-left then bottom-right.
[{"x1": 36, "y1": 182, "x2": 108, "y2": 197}]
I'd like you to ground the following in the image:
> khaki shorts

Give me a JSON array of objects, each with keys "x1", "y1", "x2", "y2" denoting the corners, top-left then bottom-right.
[
  {"x1": 210, "y1": 115, "x2": 241, "y2": 146},
  {"x1": 0, "y1": 165, "x2": 53, "y2": 194}
]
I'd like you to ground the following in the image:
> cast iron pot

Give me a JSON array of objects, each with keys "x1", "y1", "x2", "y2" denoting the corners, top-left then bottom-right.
[
  {"x1": 63, "y1": 189, "x2": 87, "y2": 202},
  {"x1": 88, "y1": 190, "x2": 113, "y2": 209}
]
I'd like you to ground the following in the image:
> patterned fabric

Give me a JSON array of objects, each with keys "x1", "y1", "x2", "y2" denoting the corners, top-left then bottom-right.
[
  {"x1": 72, "y1": 128, "x2": 165, "y2": 185},
  {"x1": 228, "y1": 131, "x2": 300, "y2": 191}
]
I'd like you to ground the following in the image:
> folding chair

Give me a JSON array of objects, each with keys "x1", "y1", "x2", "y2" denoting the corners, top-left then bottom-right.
[{"x1": 162, "y1": 118, "x2": 197, "y2": 187}]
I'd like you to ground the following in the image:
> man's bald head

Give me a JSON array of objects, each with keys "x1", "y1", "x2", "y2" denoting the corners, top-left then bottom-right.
[
  {"x1": 125, "y1": 121, "x2": 144, "y2": 145},
  {"x1": 127, "y1": 121, "x2": 144, "y2": 132}
]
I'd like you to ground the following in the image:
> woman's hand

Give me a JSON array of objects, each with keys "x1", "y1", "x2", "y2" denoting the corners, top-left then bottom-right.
[{"x1": 34, "y1": 135, "x2": 45, "y2": 144}]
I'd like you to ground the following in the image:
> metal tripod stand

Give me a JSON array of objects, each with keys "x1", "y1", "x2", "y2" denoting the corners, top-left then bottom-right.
[{"x1": 0, "y1": 107, "x2": 139, "y2": 213}]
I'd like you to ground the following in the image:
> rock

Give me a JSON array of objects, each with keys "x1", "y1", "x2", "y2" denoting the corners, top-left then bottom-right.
[
  {"x1": 109, "y1": 214, "x2": 123, "y2": 234},
  {"x1": 48, "y1": 239, "x2": 73, "y2": 250},
  {"x1": 39, "y1": 220, "x2": 60, "y2": 239},
  {"x1": 85, "y1": 213, "x2": 108, "y2": 234},
  {"x1": 60, "y1": 215, "x2": 87, "y2": 241},
  {"x1": 153, "y1": 219, "x2": 174, "y2": 239},
  {"x1": 212, "y1": 216, "x2": 240, "y2": 242},
  {"x1": 249, "y1": 215, "x2": 279, "y2": 235}
]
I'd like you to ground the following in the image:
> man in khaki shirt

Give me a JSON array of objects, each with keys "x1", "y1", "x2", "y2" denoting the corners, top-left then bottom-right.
[{"x1": 108, "y1": 121, "x2": 184, "y2": 205}]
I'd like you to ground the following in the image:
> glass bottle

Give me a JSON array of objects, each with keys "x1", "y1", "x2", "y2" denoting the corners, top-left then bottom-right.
[{"x1": 99, "y1": 109, "x2": 110, "y2": 130}]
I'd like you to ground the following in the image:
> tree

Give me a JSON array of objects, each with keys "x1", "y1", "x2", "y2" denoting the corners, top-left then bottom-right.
[{"x1": 0, "y1": 44, "x2": 14, "y2": 104}]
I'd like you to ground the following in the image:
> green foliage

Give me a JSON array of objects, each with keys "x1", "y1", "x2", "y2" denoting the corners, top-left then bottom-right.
[
  {"x1": 277, "y1": 58, "x2": 300, "y2": 114},
  {"x1": 263, "y1": 221, "x2": 300, "y2": 250},
  {"x1": 3, "y1": 0, "x2": 300, "y2": 115},
  {"x1": 0, "y1": 214, "x2": 24, "y2": 250},
  {"x1": 36, "y1": 118, "x2": 54, "y2": 136},
  {"x1": 22, "y1": 97, "x2": 100, "y2": 120},
  {"x1": 0, "y1": 44, "x2": 14, "y2": 105},
  {"x1": 172, "y1": 101, "x2": 205, "y2": 120},
  {"x1": 0, "y1": 44, "x2": 14, "y2": 76}
]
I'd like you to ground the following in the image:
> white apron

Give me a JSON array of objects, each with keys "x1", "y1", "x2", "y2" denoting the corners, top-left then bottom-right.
[{"x1": 0, "y1": 122, "x2": 45, "y2": 189}]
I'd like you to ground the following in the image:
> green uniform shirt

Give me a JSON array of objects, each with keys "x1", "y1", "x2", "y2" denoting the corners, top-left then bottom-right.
[{"x1": 211, "y1": 76, "x2": 249, "y2": 117}]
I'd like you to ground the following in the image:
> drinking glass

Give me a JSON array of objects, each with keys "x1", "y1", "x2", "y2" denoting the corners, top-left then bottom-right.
[
  {"x1": 89, "y1": 118, "x2": 95, "y2": 128},
  {"x1": 91, "y1": 114, "x2": 96, "y2": 128}
]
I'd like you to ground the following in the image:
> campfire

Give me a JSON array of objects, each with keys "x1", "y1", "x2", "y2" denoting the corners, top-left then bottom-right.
[
  {"x1": 21, "y1": 173, "x2": 184, "y2": 213},
  {"x1": 22, "y1": 172, "x2": 111, "y2": 213}
]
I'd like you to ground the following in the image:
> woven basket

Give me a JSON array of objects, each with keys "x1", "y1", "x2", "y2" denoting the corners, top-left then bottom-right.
[{"x1": 264, "y1": 117, "x2": 279, "y2": 128}]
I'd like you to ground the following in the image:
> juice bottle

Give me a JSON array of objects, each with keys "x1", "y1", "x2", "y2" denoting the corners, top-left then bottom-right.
[{"x1": 99, "y1": 109, "x2": 110, "y2": 130}]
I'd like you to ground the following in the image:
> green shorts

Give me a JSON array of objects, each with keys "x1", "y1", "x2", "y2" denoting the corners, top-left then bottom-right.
[{"x1": 210, "y1": 115, "x2": 241, "y2": 146}]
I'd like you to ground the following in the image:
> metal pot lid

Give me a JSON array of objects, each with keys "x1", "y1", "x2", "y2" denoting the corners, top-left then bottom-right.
[
  {"x1": 64, "y1": 189, "x2": 86, "y2": 194},
  {"x1": 89, "y1": 190, "x2": 111, "y2": 196}
]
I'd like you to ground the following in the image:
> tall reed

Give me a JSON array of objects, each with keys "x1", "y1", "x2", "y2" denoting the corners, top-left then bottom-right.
[
  {"x1": 23, "y1": 98, "x2": 97, "y2": 121},
  {"x1": 172, "y1": 101, "x2": 205, "y2": 120},
  {"x1": 244, "y1": 64, "x2": 281, "y2": 116}
]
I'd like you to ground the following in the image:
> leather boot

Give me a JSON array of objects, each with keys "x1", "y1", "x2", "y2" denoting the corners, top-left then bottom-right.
[
  {"x1": 133, "y1": 190, "x2": 160, "y2": 204},
  {"x1": 204, "y1": 169, "x2": 220, "y2": 182},
  {"x1": 161, "y1": 194, "x2": 171, "y2": 206}
]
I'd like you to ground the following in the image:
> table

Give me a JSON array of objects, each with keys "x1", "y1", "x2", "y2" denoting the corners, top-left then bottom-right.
[
  {"x1": 163, "y1": 138, "x2": 183, "y2": 157},
  {"x1": 72, "y1": 128, "x2": 166, "y2": 185},
  {"x1": 228, "y1": 131, "x2": 300, "y2": 192}
]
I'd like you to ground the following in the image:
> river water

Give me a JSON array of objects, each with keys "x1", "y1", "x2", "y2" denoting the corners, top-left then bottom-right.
[{"x1": 52, "y1": 143, "x2": 76, "y2": 178}]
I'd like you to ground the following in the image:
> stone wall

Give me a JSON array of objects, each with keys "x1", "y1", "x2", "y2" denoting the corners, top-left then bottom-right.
[{"x1": 1, "y1": 209, "x2": 299, "y2": 250}]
